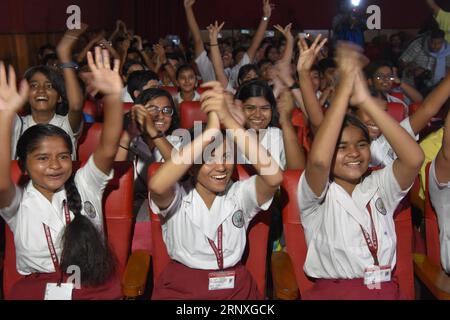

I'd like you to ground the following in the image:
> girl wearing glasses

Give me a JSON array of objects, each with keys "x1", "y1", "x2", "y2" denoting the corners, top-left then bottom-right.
[{"x1": 116, "y1": 88, "x2": 181, "y2": 215}]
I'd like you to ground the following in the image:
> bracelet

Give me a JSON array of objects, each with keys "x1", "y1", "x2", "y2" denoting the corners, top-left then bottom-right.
[
  {"x1": 210, "y1": 43, "x2": 219, "y2": 46},
  {"x1": 59, "y1": 61, "x2": 79, "y2": 70},
  {"x1": 149, "y1": 131, "x2": 165, "y2": 140},
  {"x1": 119, "y1": 145, "x2": 129, "y2": 151}
]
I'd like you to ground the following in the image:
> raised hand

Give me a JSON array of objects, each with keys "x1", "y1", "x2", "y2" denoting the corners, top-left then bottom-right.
[
  {"x1": 297, "y1": 34, "x2": 328, "y2": 72},
  {"x1": 184, "y1": 0, "x2": 196, "y2": 9},
  {"x1": 349, "y1": 70, "x2": 373, "y2": 107},
  {"x1": 335, "y1": 41, "x2": 367, "y2": 78},
  {"x1": 153, "y1": 43, "x2": 167, "y2": 62},
  {"x1": 200, "y1": 82, "x2": 230, "y2": 126},
  {"x1": 0, "y1": 62, "x2": 29, "y2": 113},
  {"x1": 134, "y1": 35, "x2": 143, "y2": 51},
  {"x1": 263, "y1": 0, "x2": 275, "y2": 18},
  {"x1": 57, "y1": 23, "x2": 88, "y2": 59},
  {"x1": 132, "y1": 104, "x2": 158, "y2": 137},
  {"x1": 207, "y1": 21, "x2": 225, "y2": 42},
  {"x1": 85, "y1": 47, "x2": 122, "y2": 97},
  {"x1": 225, "y1": 93, "x2": 246, "y2": 127},
  {"x1": 274, "y1": 23, "x2": 293, "y2": 40},
  {"x1": 277, "y1": 90, "x2": 295, "y2": 123}
]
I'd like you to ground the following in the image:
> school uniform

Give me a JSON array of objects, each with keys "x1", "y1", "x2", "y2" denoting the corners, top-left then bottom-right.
[
  {"x1": 237, "y1": 127, "x2": 286, "y2": 170},
  {"x1": 174, "y1": 91, "x2": 201, "y2": 105},
  {"x1": 370, "y1": 117, "x2": 418, "y2": 167},
  {"x1": 0, "y1": 156, "x2": 122, "y2": 300},
  {"x1": 11, "y1": 114, "x2": 82, "y2": 161},
  {"x1": 297, "y1": 164, "x2": 411, "y2": 299},
  {"x1": 149, "y1": 175, "x2": 273, "y2": 300},
  {"x1": 428, "y1": 159, "x2": 450, "y2": 273}
]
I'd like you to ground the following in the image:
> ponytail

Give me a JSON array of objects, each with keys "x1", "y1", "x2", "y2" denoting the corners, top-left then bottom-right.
[{"x1": 60, "y1": 175, "x2": 117, "y2": 287}]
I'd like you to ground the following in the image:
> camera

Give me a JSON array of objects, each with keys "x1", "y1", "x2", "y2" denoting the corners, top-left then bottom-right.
[{"x1": 166, "y1": 35, "x2": 180, "y2": 46}]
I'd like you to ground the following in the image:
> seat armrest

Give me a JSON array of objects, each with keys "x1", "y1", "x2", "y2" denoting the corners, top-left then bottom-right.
[
  {"x1": 122, "y1": 250, "x2": 151, "y2": 299},
  {"x1": 271, "y1": 251, "x2": 299, "y2": 300},
  {"x1": 413, "y1": 254, "x2": 450, "y2": 300}
]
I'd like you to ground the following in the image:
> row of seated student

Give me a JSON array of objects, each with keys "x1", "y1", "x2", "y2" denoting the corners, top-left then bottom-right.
[{"x1": 1, "y1": 0, "x2": 450, "y2": 300}]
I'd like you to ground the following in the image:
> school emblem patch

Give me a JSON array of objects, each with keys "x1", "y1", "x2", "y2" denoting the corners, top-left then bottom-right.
[
  {"x1": 84, "y1": 201, "x2": 97, "y2": 219},
  {"x1": 375, "y1": 198, "x2": 387, "y2": 215},
  {"x1": 232, "y1": 210, "x2": 244, "y2": 228}
]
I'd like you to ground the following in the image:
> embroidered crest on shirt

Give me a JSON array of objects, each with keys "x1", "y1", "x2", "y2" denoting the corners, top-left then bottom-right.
[
  {"x1": 83, "y1": 201, "x2": 97, "y2": 219},
  {"x1": 232, "y1": 210, "x2": 244, "y2": 228},
  {"x1": 375, "y1": 198, "x2": 387, "y2": 215}
]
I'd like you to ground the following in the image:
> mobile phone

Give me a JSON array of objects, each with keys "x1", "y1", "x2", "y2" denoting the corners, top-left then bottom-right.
[
  {"x1": 217, "y1": 32, "x2": 223, "y2": 39},
  {"x1": 298, "y1": 32, "x2": 310, "y2": 38},
  {"x1": 265, "y1": 30, "x2": 275, "y2": 38},
  {"x1": 166, "y1": 35, "x2": 180, "y2": 46}
]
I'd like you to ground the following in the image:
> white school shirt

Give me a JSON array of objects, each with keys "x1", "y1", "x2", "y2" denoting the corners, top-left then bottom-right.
[
  {"x1": 122, "y1": 86, "x2": 134, "y2": 103},
  {"x1": 11, "y1": 114, "x2": 82, "y2": 161},
  {"x1": 174, "y1": 91, "x2": 201, "y2": 105},
  {"x1": 370, "y1": 117, "x2": 418, "y2": 167},
  {"x1": 428, "y1": 159, "x2": 450, "y2": 273},
  {"x1": 297, "y1": 164, "x2": 411, "y2": 279},
  {"x1": 0, "y1": 156, "x2": 113, "y2": 275},
  {"x1": 237, "y1": 127, "x2": 286, "y2": 170},
  {"x1": 149, "y1": 176, "x2": 273, "y2": 270}
]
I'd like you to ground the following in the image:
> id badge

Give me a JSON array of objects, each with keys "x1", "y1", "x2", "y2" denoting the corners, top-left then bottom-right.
[
  {"x1": 364, "y1": 265, "x2": 392, "y2": 286},
  {"x1": 208, "y1": 271, "x2": 235, "y2": 291},
  {"x1": 44, "y1": 283, "x2": 74, "y2": 300}
]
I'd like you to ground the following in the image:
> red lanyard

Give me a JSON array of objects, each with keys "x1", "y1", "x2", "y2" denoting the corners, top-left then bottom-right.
[
  {"x1": 208, "y1": 225, "x2": 224, "y2": 270},
  {"x1": 43, "y1": 200, "x2": 72, "y2": 272},
  {"x1": 359, "y1": 204, "x2": 379, "y2": 266}
]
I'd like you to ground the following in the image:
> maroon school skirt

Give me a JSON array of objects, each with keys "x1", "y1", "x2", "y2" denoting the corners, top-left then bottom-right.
[
  {"x1": 152, "y1": 261, "x2": 262, "y2": 300},
  {"x1": 302, "y1": 277, "x2": 401, "y2": 300},
  {"x1": 8, "y1": 272, "x2": 123, "y2": 300}
]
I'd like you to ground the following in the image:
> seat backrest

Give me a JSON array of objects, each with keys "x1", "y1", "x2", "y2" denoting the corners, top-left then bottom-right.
[
  {"x1": 424, "y1": 162, "x2": 441, "y2": 266},
  {"x1": 291, "y1": 109, "x2": 311, "y2": 153},
  {"x1": 387, "y1": 102, "x2": 405, "y2": 122},
  {"x1": 160, "y1": 86, "x2": 178, "y2": 96},
  {"x1": 148, "y1": 163, "x2": 270, "y2": 297},
  {"x1": 77, "y1": 123, "x2": 103, "y2": 163},
  {"x1": 3, "y1": 161, "x2": 134, "y2": 299},
  {"x1": 83, "y1": 99, "x2": 99, "y2": 121},
  {"x1": 123, "y1": 103, "x2": 134, "y2": 113},
  {"x1": 281, "y1": 169, "x2": 415, "y2": 299},
  {"x1": 179, "y1": 101, "x2": 207, "y2": 129}
]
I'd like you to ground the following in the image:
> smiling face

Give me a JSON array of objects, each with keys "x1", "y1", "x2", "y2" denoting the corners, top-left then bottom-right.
[
  {"x1": 143, "y1": 96, "x2": 173, "y2": 133},
  {"x1": 25, "y1": 136, "x2": 73, "y2": 201},
  {"x1": 28, "y1": 72, "x2": 60, "y2": 113},
  {"x1": 371, "y1": 66, "x2": 394, "y2": 93},
  {"x1": 354, "y1": 98, "x2": 388, "y2": 139},
  {"x1": 332, "y1": 125, "x2": 370, "y2": 193},
  {"x1": 177, "y1": 68, "x2": 196, "y2": 94},
  {"x1": 243, "y1": 96, "x2": 272, "y2": 131}
]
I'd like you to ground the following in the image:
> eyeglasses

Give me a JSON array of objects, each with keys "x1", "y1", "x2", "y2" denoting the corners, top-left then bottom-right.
[
  {"x1": 145, "y1": 105, "x2": 174, "y2": 116},
  {"x1": 374, "y1": 74, "x2": 395, "y2": 81}
]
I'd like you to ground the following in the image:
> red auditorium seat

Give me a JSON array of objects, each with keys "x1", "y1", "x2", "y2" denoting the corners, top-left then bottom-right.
[
  {"x1": 160, "y1": 86, "x2": 178, "y2": 96},
  {"x1": 77, "y1": 123, "x2": 103, "y2": 163},
  {"x1": 145, "y1": 163, "x2": 271, "y2": 299},
  {"x1": 281, "y1": 169, "x2": 415, "y2": 299},
  {"x1": 179, "y1": 101, "x2": 207, "y2": 129},
  {"x1": 387, "y1": 102, "x2": 406, "y2": 122},
  {"x1": 3, "y1": 161, "x2": 135, "y2": 299},
  {"x1": 123, "y1": 102, "x2": 134, "y2": 113},
  {"x1": 83, "y1": 99, "x2": 99, "y2": 121}
]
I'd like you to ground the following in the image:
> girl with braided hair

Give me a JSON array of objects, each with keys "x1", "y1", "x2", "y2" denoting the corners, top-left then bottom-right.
[{"x1": 0, "y1": 46, "x2": 124, "y2": 300}]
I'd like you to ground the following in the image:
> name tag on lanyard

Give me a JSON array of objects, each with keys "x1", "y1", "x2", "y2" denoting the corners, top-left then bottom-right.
[
  {"x1": 44, "y1": 283, "x2": 74, "y2": 300},
  {"x1": 364, "y1": 265, "x2": 392, "y2": 286}
]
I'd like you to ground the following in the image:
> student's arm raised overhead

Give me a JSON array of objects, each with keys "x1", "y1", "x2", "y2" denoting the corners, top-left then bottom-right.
[
  {"x1": 153, "y1": 43, "x2": 177, "y2": 86},
  {"x1": 425, "y1": 0, "x2": 441, "y2": 16},
  {"x1": 85, "y1": 47, "x2": 124, "y2": 175},
  {"x1": 409, "y1": 72, "x2": 450, "y2": 135},
  {"x1": 274, "y1": 23, "x2": 294, "y2": 65},
  {"x1": 246, "y1": 0, "x2": 274, "y2": 62},
  {"x1": 297, "y1": 35, "x2": 328, "y2": 132},
  {"x1": 57, "y1": 24, "x2": 87, "y2": 134},
  {"x1": 352, "y1": 71, "x2": 424, "y2": 190},
  {"x1": 434, "y1": 96, "x2": 450, "y2": 183},
  {"x1": 207, "y1": 21, "x2": 229, "y2": 89},
  {"x1": 0, "y1": 63, "x2": 29, "y2": 208},
  {"x1": 184, "y1": 0, "x2": 205, "y2": 59},
  {"x1": 201, "y1": 82, "x2": 283, "y2": 206},
  {"x1": 393, "y1": 67, "x2": 423, "y2": 103},
  {"x1": 305, "y1": 43, "x2": 359, "y2": 197}
]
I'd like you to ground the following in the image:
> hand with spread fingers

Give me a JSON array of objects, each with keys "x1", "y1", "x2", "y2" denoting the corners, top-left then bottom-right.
[
  {"x1": 0, "y1": 62, "x2": 29, "y2": 114},
  {"x1": 297, "y1": 34, "x2": 328, "y2": 72}
]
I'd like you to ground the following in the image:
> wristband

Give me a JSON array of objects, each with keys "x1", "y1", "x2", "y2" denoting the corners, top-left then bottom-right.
[
  {"x1": 210, "y1": 43, "x2": 219, "y2": 46},
  {"x1": 59, "y1": 61, "x2": 79, "y2": 70}
]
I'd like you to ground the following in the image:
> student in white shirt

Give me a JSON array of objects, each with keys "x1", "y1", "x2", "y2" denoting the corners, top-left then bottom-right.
[
  {"x1": 297, "y1": 43, "x2": 424, "y2": 300},
  {"x1": 12, "y1": 27, "x2": 86, "y2": 160},
  {"x1": 148, "y1": 81, "x2": 283, "y2": 300},
  {"x1": 174, "y1": 64, "x2": 201, "y2": 105},
  {"x1": 116, "y1": 88, "x2": 182, "y2": 216},
  {"x1": 0, "y1": 48, "x2": 125, "y2": 300},
  {"x1": 428, "y1": 103, "x2": 450, "y2": 274},
  {"x1": 353, "y1": 71, "x2": 450, "y2": 167}
]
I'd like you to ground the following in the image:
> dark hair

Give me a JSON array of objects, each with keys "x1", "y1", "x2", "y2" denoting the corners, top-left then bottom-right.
[
  {"x1": 364, "y1": 60, "x2": 393, "y2": 79},
  {"x1": 257, "y1": 58, "x2": 274, "y2": 70},
  {"x1": 24, "y1": 65, "x2": 68, "y2": 115},
  {"x1": 166, "y1": 52, "x2": 184, "y2": 64},
  {"x1": 232, "y1": 47, "x2": 246, "y2": 61},
  {"x1": 317, "y1": 58, "x2": 336, "y2": 75},
  {"x1": 16, "y1": 124, "x2": 117, "y2": 286},
  {"x1": 264, "y1": 45, "x2": 278, "y2": 62},
  {"x1": 430, "y1": 28, "x2": 445, "y2": 40},
  {"x1": 337, "y1": 113, "x2": 371, "y2": 146},
  {"x1": 38, "y1": 44, "x2": 56, "y2": 59},
  {"x1": 127, "y1": 70, "x2": 160, "y2": 100},
  {"x1": 135, "y1": 88, "x2": 179, "y2": 134},
  {"x1": 43, "y1": 53, "x2": 59, "y2": 67},
  {"x1": 175, "y1": 64, "x2": 196, "y2": 80},
  {"x1": 122, "y1": 60, "x2": 145, "y2": 77},
  {"x1": 235, "y1": 79, "x2": 279, "y2": 127},
  {"x1": 237, "y1": 64, "x2": 261, "y2": 86}
]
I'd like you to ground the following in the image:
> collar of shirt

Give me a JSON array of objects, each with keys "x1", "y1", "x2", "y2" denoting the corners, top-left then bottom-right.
[
  {"x1": 22, "y1": 181, "x2": 69, "y2": 231},
  {"x1": 180, "y1": 179, "x2": 237, "y2": 240},
  {"x1": 331, "y1": 179, "x2": 379, "y2": 228}
]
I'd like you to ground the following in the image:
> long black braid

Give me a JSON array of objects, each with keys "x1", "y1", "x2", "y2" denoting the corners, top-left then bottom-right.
[{"x1": 17, "y1": 124, "x2": 117, "y2": 286}]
